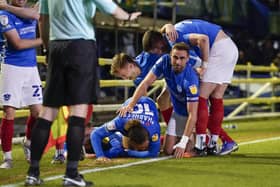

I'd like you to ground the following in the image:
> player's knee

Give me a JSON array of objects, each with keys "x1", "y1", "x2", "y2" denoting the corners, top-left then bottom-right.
[{"x1": 163, "y1": 145, "x2": 174, "y2": 155}]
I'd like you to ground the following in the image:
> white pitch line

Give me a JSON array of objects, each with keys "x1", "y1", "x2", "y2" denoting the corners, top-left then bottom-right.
[
  {"x1": 238, "y1": 136, "x2": 280, "y2": 146},
  {"x1": 3, "y1": 136, "x2": 280, "y2": 187}
]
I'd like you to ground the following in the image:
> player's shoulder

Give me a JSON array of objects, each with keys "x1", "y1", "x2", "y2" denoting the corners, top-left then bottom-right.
[
  {"x1": 157, "y1": 54, "x2": 170, "y2": 63},
  {"x1": 138, "y1": 96, "x2": 154, "y2": 103},
  {"x1": 0, "y1": 10, "x2": 10, "y2": 16}
]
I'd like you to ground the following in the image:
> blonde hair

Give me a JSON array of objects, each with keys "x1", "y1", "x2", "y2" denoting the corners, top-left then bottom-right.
[{"x1": 110, "y1": 53, "x2": 136, "y2": 76}]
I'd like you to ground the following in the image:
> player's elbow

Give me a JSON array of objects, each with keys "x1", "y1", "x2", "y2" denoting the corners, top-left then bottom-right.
[
  {"x1": 12, "y1": 43, "x2": 24, "y2": 50},
  {"x1": 198, "y1": 35, "x2": 209, "y2": 47},
  {"x1": 32, "y1": 13, "x2": 40, "y2": 21}
]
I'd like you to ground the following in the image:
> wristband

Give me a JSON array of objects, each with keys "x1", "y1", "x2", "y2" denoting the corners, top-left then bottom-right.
[
  {"x1": 202, "y1": 61, "x2": 208, "y2": 68},
  {"x1": 173, "y1": 135, "x2": 189, "y2": 149}
]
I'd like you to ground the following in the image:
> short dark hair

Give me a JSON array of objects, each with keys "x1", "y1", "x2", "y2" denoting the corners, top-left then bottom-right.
[
  {"x1": 111, "y1": 53, "x2": 136, "y2": 76},
  {"x1": 126, "y1": 120, "x2": 149, "y2": 147},
  {"x1": 142, "y1": 30, "x2": 166, "y2": 52},
  {"x1": 171, "y1": 42, "x2": 190, "y2": 55}
]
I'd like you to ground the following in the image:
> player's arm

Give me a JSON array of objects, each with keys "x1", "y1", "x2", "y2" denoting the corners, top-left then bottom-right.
[
  {"x1": 188, "y1": 33, "x2": 209, "y2": 71},
  {"x1": 112, "y1": 6, "x2": 141, "y2": 21},
  {"x1": 118, "y1": 72, "x2": 157, "y2": 116},
  {"x1": 174, "y1": 101, "x2": 198, "y2": 159},
  {"x1": 90, "y1": 124, "x2": 114, "y2": 158},
  {"x1": 0, "y1": 0, "x2": 39, "y2": 20},
  {"x1": 4, "y1": 29, "x2": 42, "y2": 50},
  {"x1": 94, "y1": 0, "x2": 141, "y2": 21},
  {"x1": 160, "y1": 23, "x2": 178, "y2": 42},
  {"x1": 127, "y1": 140, "x2": 160, "y2": 158},
  {"x1": 103, "y1": 134, "x2": 126, "y2": 158},
  {"x1": 39, "y1": 13, "x2": 49, "y2": 50}
]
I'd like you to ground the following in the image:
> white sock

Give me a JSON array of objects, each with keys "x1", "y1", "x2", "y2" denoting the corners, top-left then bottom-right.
[
  {"x1": 56, "y1": 149, "x2": 64, "y2": 156},
  {"x1": 24, "y1": 139, "x2": 31, "y2": 147},
  {"x1": 209, "y1": 134, "x2": 219, "y2": 148},
  {"x1": 4, "y1": 151, "x2": 12, "y2": 160},
  {"x1": 195, "y1": 134, "x2": 206, "y2": 150}
]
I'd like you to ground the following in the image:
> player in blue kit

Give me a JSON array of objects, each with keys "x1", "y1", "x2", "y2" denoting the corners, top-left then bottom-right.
[
  {"x1": 111, "y1": 30, "x2": 201, "y2": 126},
  {"x1": 161, "y1": 19, "x2": 239, "y2": 155},
  {"x1": 119, "y1": 43, "x2": 199, "y2": 159},
  {"x1": 0, "y1": 0, "x2": 42, "y2": 169},
  {"x1": 90, "y1": 96, "x2": 161, "y2": 162}
]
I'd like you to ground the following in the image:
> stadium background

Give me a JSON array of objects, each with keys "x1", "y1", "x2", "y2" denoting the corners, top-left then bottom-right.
[{"x1": 34, "y1": 0, "x2": 280, "y2": 128}]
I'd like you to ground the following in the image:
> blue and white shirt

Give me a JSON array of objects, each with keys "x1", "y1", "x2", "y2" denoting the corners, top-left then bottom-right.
[
  {"x1": 168, "y1": 19, "x2": 222, "y2": 57},
  {"x1": 152, "y1": 54, "x2": 199, "y2": 116},
  {"x1": 134, "y1": 50, "x2": 201, "y2": 86},
  {"x1": 0, "y1": 10, "x2": 37, "y2": 67},
  {"x1": 91, "y1": 96, "x2": 161, "y2": 158}
]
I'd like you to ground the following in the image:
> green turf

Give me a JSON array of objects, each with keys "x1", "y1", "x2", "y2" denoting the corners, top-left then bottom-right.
[{"x1": 1, "y1": 119, "x2": 280, "y2": 187}]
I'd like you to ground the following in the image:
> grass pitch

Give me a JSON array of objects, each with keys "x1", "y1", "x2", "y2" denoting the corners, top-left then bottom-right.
[{"x1": 1, "y1": 118, "x2": 280, "y2": 187}]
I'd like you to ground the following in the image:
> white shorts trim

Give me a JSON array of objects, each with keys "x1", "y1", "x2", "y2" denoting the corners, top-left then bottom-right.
[
  {"x1": 202, "y1": 38, "x2": 239, "y2": 84},
  {"x1": 0, "y1": 64, "x2": 43, "y2": 108}
]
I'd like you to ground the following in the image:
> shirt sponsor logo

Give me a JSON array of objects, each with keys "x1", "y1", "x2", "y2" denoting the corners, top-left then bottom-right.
[{"x1": 189, "y1": 84, "x2": 198, "y2": 95}]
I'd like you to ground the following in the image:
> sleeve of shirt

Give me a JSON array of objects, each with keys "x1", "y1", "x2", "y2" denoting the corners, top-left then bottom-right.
[
  {"x1": 151, "y1": 56, "x2": 164, "y2": 78},
  {"x1": 126, "y1": 140, "x2": 160, "y2": 158},
  {"x1": 133, "y1": 78, "x2": 141, "y2": 87},
  {"x1": 185, "y1": 70, "x2": 199, "y2": 103},
  {"x1": 39, "y1": 0, "x2": 48, "y2": 15},
  {"x1": 179, "y1": 32, "x2": 192, "y2": 46},
  {"x1": 94, "y1": 0, "x2": 118, "y2": 14},
  {"x1": 103, "y1": 136, "x2": 125, "y2": 158},
  {"x1": 0, "y1": 12, "x2": 15, "y2": 33},
  {"x1": 90, "y1": 121, "x2": 115, "y2": 158},
  {"x1": 188, "y1": 50, "x2": 202, "y2": 68}
]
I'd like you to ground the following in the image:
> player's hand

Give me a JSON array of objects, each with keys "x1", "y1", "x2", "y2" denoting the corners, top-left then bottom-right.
[
  {"x1": 173, "y1": 147, "x2": 185, "y2": 159},
  {"x1": 32, "y1": 1, "x2": 39, "y2": 12},
  {"x1": 173, "y1": 136, "x2": 188, "y2": 159},
  {"x1": 117, "y1": 105, "x2": 133, "y2": 117},
  {"x1": 195, "y1": 67, "x2": 206, "y2": 79},
  {"x1": 96, "y1": 156, "x2": 111, "y2": 164},
  {"x1": 129, "y1": 11, "x2": 142, "y2": 21},
  {"x1": 165, "y1": 24, "x2": 178, "y2": 42},
  {"x1": 0, "y1": 0, "x2": 8, "y2": 10}
]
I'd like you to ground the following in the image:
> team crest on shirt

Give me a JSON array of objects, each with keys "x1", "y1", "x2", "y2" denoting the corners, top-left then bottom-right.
[
  {"x1": 0, "y1": 15, "x2": 8, "y2": 26},
  {"x1": 105, "y1": 121, "x2": 116, "y2": 131},
  {"x1": 3, "y1": 93, "x2": 11, "y2": 101},
  {"x1": 189, "y1": 84, "x2": 198, "y2": 95},
  {"x1": 152, "y1": 134, "x2": 159, "y2": 142}
]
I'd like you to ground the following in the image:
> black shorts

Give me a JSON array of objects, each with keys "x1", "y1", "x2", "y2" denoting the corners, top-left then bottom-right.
[{"x1": 43, "y1": 39, "x2": 98, "y2": 107}]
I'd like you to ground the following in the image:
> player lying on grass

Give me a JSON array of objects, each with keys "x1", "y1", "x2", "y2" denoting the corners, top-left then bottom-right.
[{"x1": 85, "y1": 96, "x2": 161, "y2": 162}]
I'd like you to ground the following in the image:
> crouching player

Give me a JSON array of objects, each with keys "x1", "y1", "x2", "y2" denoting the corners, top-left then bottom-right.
[
  {"x1": 89, "y1": 96, "x2": 161, "y2": 162},
  {"x1": 119, "y1": 43, "x2": 200, "y2": 158}
]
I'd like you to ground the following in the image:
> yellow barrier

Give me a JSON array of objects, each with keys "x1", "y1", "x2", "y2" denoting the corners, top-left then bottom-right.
[
  {"x1": 234, "y1": 63, "x2": 278, "y2": 72},
  {"x1": 37, "y1": 56, "x2": 113, "y2": 66},
  {"x1": 37, "y1": 56, "x2": 280, "y2": 72},
  {"x1": 1, "y1": 56, "x2": 279, "y2": 119},
  {"x1": 231, "y1": 77, "x2": 280, "y2": 84}
]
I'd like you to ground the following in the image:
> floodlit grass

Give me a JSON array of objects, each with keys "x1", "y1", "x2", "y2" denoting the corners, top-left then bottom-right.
[{"x1": 1, "y1": 119, "x2": 280, "y2": 187}]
